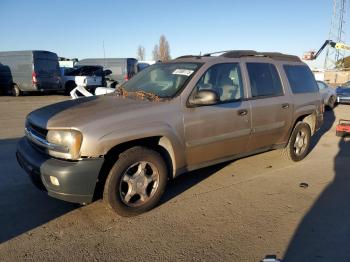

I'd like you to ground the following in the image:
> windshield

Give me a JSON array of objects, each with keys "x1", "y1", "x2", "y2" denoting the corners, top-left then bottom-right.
[{"x1": 121, "y1": 62, "x2": 201, "y2": 98}]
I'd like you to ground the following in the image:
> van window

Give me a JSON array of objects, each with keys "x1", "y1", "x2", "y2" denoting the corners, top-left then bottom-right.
[
  {"x1": 283, "y1": 65, "x2": 319, "y2": 93},
  {"x1": 195, "y1": 63, "x2": 244, "y2": 102},
  {"x1": 35, "y1": 59, "x2": 59, "y2": 75},
  {"x1": 247, "y1": 63, "x2": 283, "y2": 98}
]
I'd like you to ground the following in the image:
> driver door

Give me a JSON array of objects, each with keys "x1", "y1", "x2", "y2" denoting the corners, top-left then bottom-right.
[{"x1": 183, "y1": 63, "x2": 252, "y2": 167}]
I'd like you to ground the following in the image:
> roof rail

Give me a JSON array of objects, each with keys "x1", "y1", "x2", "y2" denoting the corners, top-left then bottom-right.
[
  {"x1": 175, "y1": 55, "x2": 202, "y2": 59},
  {"x1": 202, "y1": 50, "x2": 235, "y2": 56},
  {"x1": 221, "y1": 50, "x2": 301, "y2": 62},
  {"x1": 175, "y1": 50, "x2": 301, "y2": 62},
  {"x1": 259, "y1": 52, "x2": 301, "y2": 62},
  {"x1": 220, "y1": 50, "x2": 259, "y2": 58}
]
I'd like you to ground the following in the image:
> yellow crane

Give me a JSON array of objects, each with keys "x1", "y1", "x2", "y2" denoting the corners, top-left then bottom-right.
[{"x1": 303, "y1": 40, "x2": 350, "y2": 60}]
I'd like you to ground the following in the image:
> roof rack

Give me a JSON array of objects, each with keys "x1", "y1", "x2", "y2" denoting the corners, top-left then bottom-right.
[
  {"x1": 221, "y1": 50, "x2": 301, "y2": 62},
  {"x1": 175, "y1": 50, "x2": 301, "y2": 62},
  {"x1": 202, "y1": 50, "x2": 235, "y2": 56},
  {"x1": 220, "y1": 50, "x2": 258, "y2": 58},
  {"x1": 259, "y1": 52, "x2": 301, "y2": 62},
  {"x1": 175, "y1": 55, "x2": 202, "y2": 59}
]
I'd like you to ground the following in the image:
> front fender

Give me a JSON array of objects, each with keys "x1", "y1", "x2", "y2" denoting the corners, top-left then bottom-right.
[{"x1": 93, "y1": 122, "x2": 185, "y2": 176}]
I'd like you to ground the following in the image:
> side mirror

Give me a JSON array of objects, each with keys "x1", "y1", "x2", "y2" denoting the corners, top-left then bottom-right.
[{"x1": 189, "y1": 89, "x2": 219, "y2": 106}]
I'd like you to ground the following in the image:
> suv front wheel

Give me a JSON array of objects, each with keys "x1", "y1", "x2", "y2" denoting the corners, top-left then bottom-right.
[
  {"x1": 282, "y1": 122, "x2": 311, "y2": 162},
  {"x1": 103, "y1": 146, "x2": 168, "y2": 217}
]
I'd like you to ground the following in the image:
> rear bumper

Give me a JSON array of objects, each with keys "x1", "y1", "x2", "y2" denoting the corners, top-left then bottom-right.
[{"x1": 16, "y1": 137, "x2": 104, "y2": 204}]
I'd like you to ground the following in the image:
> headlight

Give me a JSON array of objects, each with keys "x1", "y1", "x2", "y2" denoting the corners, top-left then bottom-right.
[{"x1": 47, "y1": 130, "x2": 83, "y2": 160}]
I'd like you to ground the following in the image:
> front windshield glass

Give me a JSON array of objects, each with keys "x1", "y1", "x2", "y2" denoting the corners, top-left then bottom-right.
[{"x1": 121, "y1": 62, "x2": 201, "y2": 98}]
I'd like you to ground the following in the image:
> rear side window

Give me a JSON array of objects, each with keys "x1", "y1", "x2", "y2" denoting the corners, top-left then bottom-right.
[
  {"x1": 35, "y1": 59, "x2": 59, "y2": 74},
  {"x1": 247, "y1": 63, "x2": 283, "y2": 98},
  {"x1": 283, "y1": 65, "x2": 318, "y2": 93}
]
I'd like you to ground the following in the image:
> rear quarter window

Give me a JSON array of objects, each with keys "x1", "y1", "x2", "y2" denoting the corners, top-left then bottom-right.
[{"x1": 283, "y1": 65, "x2": 318, "y2": 93}]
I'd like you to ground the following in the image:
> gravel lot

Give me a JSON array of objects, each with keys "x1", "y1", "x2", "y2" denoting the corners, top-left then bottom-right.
[{"x1": 0, "y1": 95, "x2": 349, "y2": 262}]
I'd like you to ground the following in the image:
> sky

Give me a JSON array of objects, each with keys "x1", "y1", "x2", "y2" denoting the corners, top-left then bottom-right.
[{"x1": 0, "y1": 0, "x2": 348, "y2": 68}]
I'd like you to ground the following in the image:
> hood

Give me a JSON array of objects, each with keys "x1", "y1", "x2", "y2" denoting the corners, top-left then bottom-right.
[{"x1": 27, "y1": 95, "x2": 165, "y2": 130}]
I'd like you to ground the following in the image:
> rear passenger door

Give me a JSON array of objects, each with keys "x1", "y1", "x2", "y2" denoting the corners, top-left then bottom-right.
[{"x1": 245, "y1": 62, "x2": 293, "y2": 151}]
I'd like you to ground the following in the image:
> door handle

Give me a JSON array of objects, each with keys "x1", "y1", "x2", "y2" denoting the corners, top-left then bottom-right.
[
  {"x1": 282, "y1": 103, "x2": 289, "y2": 109},
  {"x1": 238, "y1": 109, "x2": 248, "y2": 116}
]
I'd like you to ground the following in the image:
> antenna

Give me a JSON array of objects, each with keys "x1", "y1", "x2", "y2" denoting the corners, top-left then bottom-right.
[
  {"x1": 324, "y1": 0, "x2": 348, "y2": 69},
  {"x1": 102, "y1": 40, "x2": 106, "y2": 68}
]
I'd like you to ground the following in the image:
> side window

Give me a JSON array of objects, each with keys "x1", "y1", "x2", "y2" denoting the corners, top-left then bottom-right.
[
  {"x1": 283, "y1": 65, "x2": 319, "y2": 93},
  {"x1": 195, "y1": 63, "x2": 244, "y2": 102},
  {"x1": 247, "y1": 63, "x2": 283, "y2": 98}
]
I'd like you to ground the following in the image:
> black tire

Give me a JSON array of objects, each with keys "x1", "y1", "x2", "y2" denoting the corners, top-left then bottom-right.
[
  {"x1": 282, "y1": 122, "x2": 311, "y2": 162},
  {"x1": 10, "y1": 84, "x2": 21, "y2": 97},
  {"x1": 64, "y1": 81, "x2": 76, "y2": 95},
  {"x1": 103, "y1": 146, "x2": 168, "y2": 217},
  {"x1": 327, "y1": 96, "x2": 336, "y2": 109}
]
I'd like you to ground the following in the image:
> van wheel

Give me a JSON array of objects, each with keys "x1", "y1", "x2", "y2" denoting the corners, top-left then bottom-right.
[
  {"x1": 282, "y1": 122, "x2": 311, "y2": 162},
  {"x1": 103, "y1": 146, "x2": 168, "y2": 217},
  {"x1": 11, "y1": 84, "x2": 21, "y2": 97}
]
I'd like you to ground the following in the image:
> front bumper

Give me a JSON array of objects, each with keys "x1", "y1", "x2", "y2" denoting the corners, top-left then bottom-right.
[
  {"x1": 337, "y1": 96, "x2": 350, "y2": 104},
  {"x1": 16, "y1": 137, "x2": 104, "y2": 204}
]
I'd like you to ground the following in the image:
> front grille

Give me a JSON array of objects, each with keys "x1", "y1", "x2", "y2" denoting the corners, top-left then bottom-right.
[
  {"x1": 27, "y1": 121, "x2": 48, "y2": 138},
  {"x1": 25, "y1": 121, "x2": 48, "y2": 154}
]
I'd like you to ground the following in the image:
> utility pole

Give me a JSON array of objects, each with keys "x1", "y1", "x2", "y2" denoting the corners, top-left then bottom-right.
[{"x1": 324, "y1": 0, "x2": 347, "y2": 69}]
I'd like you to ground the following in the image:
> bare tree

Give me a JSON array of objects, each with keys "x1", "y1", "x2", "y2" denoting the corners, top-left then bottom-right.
[
  {"x1": 137, "y1": 45, "x2": 145, "y2": 60},
  {"x1": 152, "y1": 44, "x2": 159, "y2": 61},
  {"x1": 158, "y1": 35, "x2": 171, "y2": 61}
]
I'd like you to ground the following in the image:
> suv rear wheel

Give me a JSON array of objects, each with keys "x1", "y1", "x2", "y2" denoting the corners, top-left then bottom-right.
[
  {"x1": 103, "y1": 146, "x2": 168, "y2": 216},
  {"x1": 282, "y1": 122, "x2": 311, "y2": 162}
]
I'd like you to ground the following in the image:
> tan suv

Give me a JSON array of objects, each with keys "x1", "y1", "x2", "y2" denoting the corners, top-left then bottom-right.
[{"x1": 16, "y1": 50, "x2": 324, "y2": 216}]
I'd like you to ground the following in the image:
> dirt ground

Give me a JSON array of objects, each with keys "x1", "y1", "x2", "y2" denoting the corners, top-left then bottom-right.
[{"x1": 0, "y1": 95, "x2": 349, "y2": 262}]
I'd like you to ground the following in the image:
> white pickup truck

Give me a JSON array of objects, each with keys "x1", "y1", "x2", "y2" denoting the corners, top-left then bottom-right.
[{"x1": 60, "y1": 65, "x2": 104, "y2": 94}]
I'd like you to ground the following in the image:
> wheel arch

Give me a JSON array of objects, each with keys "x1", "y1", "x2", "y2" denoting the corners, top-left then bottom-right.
[
  {"x1": 290, "y1": 112, "x2": 316, "y2": 138},
  {"x1": 92, "y1": 136, "x2": 177, "y2": 200}
]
